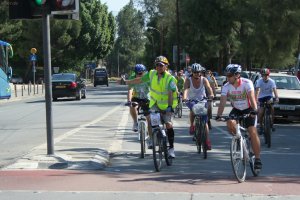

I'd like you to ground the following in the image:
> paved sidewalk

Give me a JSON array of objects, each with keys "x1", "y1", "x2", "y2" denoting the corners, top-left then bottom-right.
[
  {"x1": 4, "y1": 103, "x2": 129, "y2": 170},
  {"x1": 0, "y1": 83, "x2": 44, "y2": 104}
]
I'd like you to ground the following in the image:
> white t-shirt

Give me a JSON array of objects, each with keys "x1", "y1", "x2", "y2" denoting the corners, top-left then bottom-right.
[
  {"x1": 221, "y1": 77, "x2": 254, "y2": 110},
  {"x1": 255, "y1": 78, "x2": 276, "y2": 98},
  {"x1": 188, "y1": 76, "x2": 206, "y2": 100}
]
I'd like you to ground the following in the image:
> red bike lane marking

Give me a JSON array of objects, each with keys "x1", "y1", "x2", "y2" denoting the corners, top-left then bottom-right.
[{"x1": 0, "y1": 170, "x2": 299, "y2": 196}]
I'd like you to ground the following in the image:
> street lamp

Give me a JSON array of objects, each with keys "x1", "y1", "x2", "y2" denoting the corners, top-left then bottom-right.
[{"x1": 147, "y1": 26, "x2": 163, "y2": 55}]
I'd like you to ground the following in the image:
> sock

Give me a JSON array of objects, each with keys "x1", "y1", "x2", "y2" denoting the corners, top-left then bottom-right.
[{"x1": 167, "y1": 128, "x2": 174, "y2": 148}]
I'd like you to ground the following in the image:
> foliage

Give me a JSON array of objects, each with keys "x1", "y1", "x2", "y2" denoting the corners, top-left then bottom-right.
[{"x1": 0, "y1": 0, "x2": 116, "y2": 80}]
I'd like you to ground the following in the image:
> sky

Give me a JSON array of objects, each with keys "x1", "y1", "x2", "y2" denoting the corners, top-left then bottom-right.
[{"x1": 102, "y1": 0, "x2": 130, "y2": 15}]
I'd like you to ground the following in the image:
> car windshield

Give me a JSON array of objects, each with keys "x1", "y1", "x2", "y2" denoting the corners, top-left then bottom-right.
[
  {"x1": 270, "y1": 75, "x2": 300, "y2": 90},
  {"x1": 52, "y1": 74, "x2": 76, "y2": 81}
]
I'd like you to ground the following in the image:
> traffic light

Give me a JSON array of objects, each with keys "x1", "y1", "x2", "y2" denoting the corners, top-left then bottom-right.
[{"x1": 9, "y1": 0, "x2": 49, "y2": 19}]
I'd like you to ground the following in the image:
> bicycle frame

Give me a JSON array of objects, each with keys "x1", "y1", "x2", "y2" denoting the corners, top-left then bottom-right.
[{"x1": 149, "y1": 110, "x2": 172, "y2": 172}]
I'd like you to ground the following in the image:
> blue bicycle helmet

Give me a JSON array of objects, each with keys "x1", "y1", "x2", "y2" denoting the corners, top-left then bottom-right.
[
  {"x1": 134, "y1": 64, "x2": 146, "y2": 73},
  {"x1": 225, "y1": 64, "x2": 242, "y2": 74}
]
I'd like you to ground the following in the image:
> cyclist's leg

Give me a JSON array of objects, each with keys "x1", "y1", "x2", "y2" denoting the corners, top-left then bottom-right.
[
  {"x1": 162, "y1": 113, "x2": 175, "y2": 158},
  {"x1": 245, "y1": 113, "x2": 262, "y2": 169},
  {"x1": 270, "y1": 104, "x2": 275, "y2": 131},
  {"x1": 189, "y1": 111, "x2": 195, "y2": 135},
  {"x1": 257, "y1": 101, "x2": 264, "y2": 135},
  {"x1": 227, "y1": 108, "x2": 238, "y2": 135}
]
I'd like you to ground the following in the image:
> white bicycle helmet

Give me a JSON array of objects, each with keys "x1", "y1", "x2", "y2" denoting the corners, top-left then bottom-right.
[
  {"x1": 191, "y1": 63, "x2": 205, "y2": 73},
  {"x1": 225, "y1": 64, "x2": 242, "y2": 74}
]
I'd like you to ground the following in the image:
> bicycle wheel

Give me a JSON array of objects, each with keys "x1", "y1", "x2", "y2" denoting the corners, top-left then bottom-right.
[
  {"x1": 152, "y1": 130, "x2": 163, "y2": 172},
  {"x1": 195, "y1": 119, "x2": 201, "y2": 154},
  {"x1": 163, "y1": 136, "x2": 173, "y2": 166},
  {"x1": 264, "y1": 109, "x2": 271, "y2": 148},
  {"x1": 139, "y1": 121, "x2": 146, "y2": 158},
  {"x1": 178, "y1": 101, "x2": 183, "y2": 118},
  {"x1": 200, "y1": 119, "x2": 207, "y2": 159},
  {"x1": 230, "y1": 137, "x2": 246, "y2": 183}
]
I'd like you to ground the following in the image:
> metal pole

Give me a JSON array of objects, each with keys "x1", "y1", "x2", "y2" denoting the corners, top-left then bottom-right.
[
  {"x1": 176, "y1": 0, "x2": 181, "y2": 71},
  {"x1": 117, "y1": 49, "x2": 119, "y2": 77},
  {"x1": 33, "y1": 60, "x2": 36, "y2": 94},
  {"x1": 42, "y1": 10, "x2": 54, "y2": 155}
]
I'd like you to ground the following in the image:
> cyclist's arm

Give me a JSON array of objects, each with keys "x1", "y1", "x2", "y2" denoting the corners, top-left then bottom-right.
[
  {"x1": 273, "y1": 87, "x2": 279, "y2": 101},
  {"x1": 248, "y1": 90, "x2": 258, "y2": 111},
  {"x1": 183, "y1": 78, "x2": 190, "y2": 100},
  {"x1": 203, "y1": 77, "x2": 214, "y2": 99},
  {"x1": 217, "y1": 95, "x2": 227, "y2": 117},
  {"x1": 255, "y1": 87, "x2": 260, "y2": 102},
  {"x1": 168, "y1": 78, "x2": 177, "y2": 107}
]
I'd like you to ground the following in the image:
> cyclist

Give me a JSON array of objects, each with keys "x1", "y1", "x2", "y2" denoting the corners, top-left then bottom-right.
[
  {"x1": 176, "y1": 70, "x2": 185, "y2": 95},
  {"x1": 216, "y1": 64, "x2": 262, "y2": 170},
  {"x1": 184, "y1": 65, "x2": 192, "y2": 79},
  {"x1": 125, "y1": 56, "x2": 178, "y2": 158},
  {"x1": 183, "y1": 63, "x2": 214, "y2": 150},
  {"x1": 127, "y1": 64, "x2": 151, "y2": 135},
  {"x1": 255, "y1": 68, "x2": 279, "y2": 134},
  {"x1": 205, "y1": 70, "x2": 218, "y2": 98}
]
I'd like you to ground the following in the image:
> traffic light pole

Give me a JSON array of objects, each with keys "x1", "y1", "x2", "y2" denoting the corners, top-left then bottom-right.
[{"x1": 42, "y1": 9, "x2": 54, "y2": 155}]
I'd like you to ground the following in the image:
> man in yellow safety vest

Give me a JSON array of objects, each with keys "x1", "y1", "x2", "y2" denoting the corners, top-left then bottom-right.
[{"x1": 126, "y1": 56, "x2": 178, "y2": 158}]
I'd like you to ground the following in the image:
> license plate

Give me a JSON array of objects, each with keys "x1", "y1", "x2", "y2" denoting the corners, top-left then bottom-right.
[
  {"x1": 56, "y1": 85, "x2": 66, "y2": 88},
  {"x1": 280, "y1": 105, "x2": 295, "y2": 110}
]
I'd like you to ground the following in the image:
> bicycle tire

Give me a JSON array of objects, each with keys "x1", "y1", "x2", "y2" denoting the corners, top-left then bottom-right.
[
  {"x1": 152, "y1": 130, "x2": 163, "y2": 172},
  {"x1": 230, "y1": 137, "x2": 246, "y2": 183},
  {"x1": 200, "y1": 119, "x2": 207, "y2": 159},
  {"x1": 195, "y1": 119, "x2": 201, "y2": 154},
  {"x1": 264, "y1": 109, "x2": 271, "y2": 148},
  {"x1": 139, "y1": 121, "x2": 146, "y2": 158},
  {"x1": 163, "y1": 136, "x2": 173, "y2": 166}
]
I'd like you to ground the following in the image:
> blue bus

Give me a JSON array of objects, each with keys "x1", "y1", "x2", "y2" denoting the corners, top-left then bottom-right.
[{"x1": 0, "y1": 40, "x2": 13, "y2": 99}]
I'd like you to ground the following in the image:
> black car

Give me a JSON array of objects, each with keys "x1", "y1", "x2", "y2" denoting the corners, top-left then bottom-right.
[
  {"x1": 52, "y1": 73, "x2": 86, "y2": 101},
  {"x1": 94, "y1": 68, "x2": 109, "y2": 87}
]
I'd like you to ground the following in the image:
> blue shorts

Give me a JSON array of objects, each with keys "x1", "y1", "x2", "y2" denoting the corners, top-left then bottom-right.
[{"x1": 258, "y1": 96, "x2": 272, "y2": 107}]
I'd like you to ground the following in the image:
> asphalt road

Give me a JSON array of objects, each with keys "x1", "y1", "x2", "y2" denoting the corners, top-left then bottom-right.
[{"x1": 0, "y1": 83, "x2": 299, "y2": 199}]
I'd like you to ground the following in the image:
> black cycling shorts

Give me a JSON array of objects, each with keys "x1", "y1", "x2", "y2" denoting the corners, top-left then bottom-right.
[{"x1": 229, "y1": 108, "x2": 257, "y2": 128}]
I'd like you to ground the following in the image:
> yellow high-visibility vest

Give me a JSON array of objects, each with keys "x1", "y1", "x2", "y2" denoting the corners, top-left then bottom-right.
[{"x1": 149, "y1": 70, "x2": 178, "y2": 110}]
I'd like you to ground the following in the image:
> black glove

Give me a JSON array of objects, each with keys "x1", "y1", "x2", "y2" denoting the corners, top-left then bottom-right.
[{"x1": 250, "y1": 110, "x2": 258, "y2": 115}]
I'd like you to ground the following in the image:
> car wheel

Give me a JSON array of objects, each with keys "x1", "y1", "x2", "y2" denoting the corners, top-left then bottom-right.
[{"x1": 94, "y1": 84, "x2": 97, "y2": 87}]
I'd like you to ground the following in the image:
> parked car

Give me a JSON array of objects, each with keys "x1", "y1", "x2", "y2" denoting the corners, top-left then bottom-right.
[
  {"x1": 10, "y1": 74, "x2": 23, "y2": 84},
  {"x1": 269, "y1": 73, "x2": 300, "y2": 119},
  {"x1": 94, "y1": 68, "x2": 109, "y2": 87},
  {"x1": 52, "y1": 73, "x2": 86, "y2": 101},
  {"x1": 215, "y1": 75, "x2": 226, "y2": 87}
]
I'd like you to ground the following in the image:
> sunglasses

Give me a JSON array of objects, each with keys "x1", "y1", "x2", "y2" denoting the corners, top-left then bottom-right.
[
  {"x1": 226, "y1": 74, "x2": 234, "y2": 78},
  {"x1": 156, "y1": 64, "x2": 165, "y2": 67},
  {"x1": 137, "y1": 72, "x2": 143, "y2": 75},
  {"x1": 193, "y1": 71, "x2": 201, "y2": 74}
]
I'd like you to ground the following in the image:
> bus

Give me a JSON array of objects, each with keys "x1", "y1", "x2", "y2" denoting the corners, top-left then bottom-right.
[{"x1": 0, "y1": 40, "x2": 13, "y2": 99}]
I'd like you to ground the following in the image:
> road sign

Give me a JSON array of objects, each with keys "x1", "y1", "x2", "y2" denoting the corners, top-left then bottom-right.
[{"x1": 30, "y1": 54, "x2": 37, "y2": 61}]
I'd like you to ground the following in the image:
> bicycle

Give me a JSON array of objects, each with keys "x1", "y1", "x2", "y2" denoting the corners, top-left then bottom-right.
[
  {"x1": 125, "y1": 101, "x2": 149, "y2": 158},
  {"x1": 149, "y1": 110, "x2": 173, "y2": 172},
  {"x1": 260, "y1": 100, "x2": 274, "y2": 148},
  {"x1": 218, "y1": 114, "x2": 260, "y2": 182},
  {"x1": 186, "y1": 98, "x2": 210, "y2": 159},
  {"x1": 174, "y1": 92, "x2": 183, "y2": 118}
]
